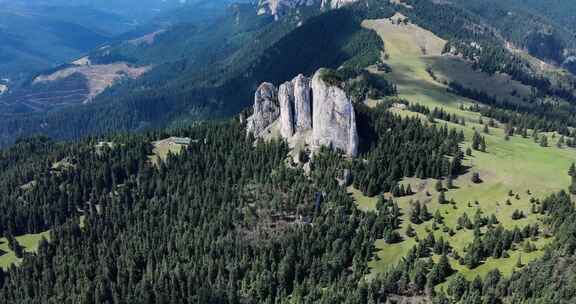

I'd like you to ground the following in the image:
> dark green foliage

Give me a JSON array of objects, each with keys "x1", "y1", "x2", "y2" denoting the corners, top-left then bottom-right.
[
  {"x1": 0, "y1": 121, "x2": 402, "y2": 303},
  {"x1": 471, "y1": 172, "x2": 482, "y2": 184},
  {"x1": 424, "y1": 190, "x2": 576, "y2": 303},
  {"x1": 353, "y1": 103, "x2": 464, "y2": 196},
  {"x1": 5, "y1": 234, "x2": 23, "y2": 258}
]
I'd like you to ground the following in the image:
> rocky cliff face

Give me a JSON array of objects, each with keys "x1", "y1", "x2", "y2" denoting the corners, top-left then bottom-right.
[
  {"x1": 246, "y1": 83, "x2": 280, "y2": 137},
  {"x1": 292, "y1": 74, "x2": 313, "y2": 132},
  {"x1": 321, "y1": 0, "x2": 359, "y2": 9},
  {"x1": 257, "y1": 0, "x2": 358, "y2": 18},
  {"x1": 246, "y1": 70, "x2": 358, "y2": 157},
  {"x1": 311, "y1": 69, "x2": 358, "y2": 157},
  {"x1": 278, "y1": 81, "x2": 296, "y2": 138},
  {"x1": 257, "y1": 0, "x2": 317, "y2": 18}
]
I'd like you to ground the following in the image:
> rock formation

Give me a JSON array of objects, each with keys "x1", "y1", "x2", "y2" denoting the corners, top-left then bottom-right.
[
  {"x1": 257, "y1": 0, "x2": 317, "y2": 18},
  {"x1": 246, "y1": 70, "x2": 358, "y2": 157},
  {"x1": 257, "y1": 0, "x2": 358, "y2": 18},
  {"x1": 311, "y1": 69, "x2": 358, "y2": 157},
  {"x1": 278, "y1": 81, "x2": 295, "y2": 138},
  {"x1": 321, "y1": 0, "x2": 359, "y2": 9},
  {"x1": 246, "y1": 83, "x2": 280, "y2": 136},
  {"x1": 292, "y1": 74, "x2": 313, "y2": 132}
]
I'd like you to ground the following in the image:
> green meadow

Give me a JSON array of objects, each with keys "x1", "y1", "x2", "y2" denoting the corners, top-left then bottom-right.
[{"x1": 353, "y1": 15, "x2": 576, "y2": 283}]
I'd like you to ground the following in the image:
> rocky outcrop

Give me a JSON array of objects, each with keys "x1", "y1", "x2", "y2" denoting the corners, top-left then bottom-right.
[
  {"x1": 292, "y1": 74, "x2": 313, "y2": 132},
  {"x1": 321, "y1": 0, "x2": 359, "y2": 9},
  {"x1": 257, "y1": 0, "x2": 359, "y2": 18},
  {"x1": 311, "y1": 69, "x2": 358, "y2": 157},
  {"x1": 278, "y1": 81, "x2": 296, "y2": 138},
  {"x1": 277, "y1": 74, "x2": 313, "y2": 138},
  {"x1": 246, "y1": 70, "x2": 358, "y2": 157},
  {"x1": 246, "y1": 83, "x2": 280, "y2": 137},
  {"x1": 257, "y1": 0, "x2": 317, "y2": 18}
]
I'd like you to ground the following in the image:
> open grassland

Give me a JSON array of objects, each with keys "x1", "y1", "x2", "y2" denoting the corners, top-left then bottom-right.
[
  {"x1": 363, "y1": 15, "x2": 533, "y2": 121},
  {"x1": 354, "y1": 15, "x2": 576, "y2": 283}
]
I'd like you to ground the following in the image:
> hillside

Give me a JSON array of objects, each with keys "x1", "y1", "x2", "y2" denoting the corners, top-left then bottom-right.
[
  {"x1": 0, "y1": 2, "x2": 391, "y2": 147},
  {"x1": 0, "y1": 4, "x2": 137, "y2": 83},
  {"x1": 358, "y1": 14, "x2": 576, "y2": 285}
]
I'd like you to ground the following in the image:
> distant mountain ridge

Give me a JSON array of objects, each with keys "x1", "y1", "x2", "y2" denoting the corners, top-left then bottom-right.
[{"x1": 2, "y1": 0, "x2": 576, "y2": 148}]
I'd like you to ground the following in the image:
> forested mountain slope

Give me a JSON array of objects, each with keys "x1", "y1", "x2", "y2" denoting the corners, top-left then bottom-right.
[
  {"x1": 3, "y1": 0, "x2": 576, "y2": 149},
  {"x1": 0, "y1": 1, "x2": 391, "y2": 147}
]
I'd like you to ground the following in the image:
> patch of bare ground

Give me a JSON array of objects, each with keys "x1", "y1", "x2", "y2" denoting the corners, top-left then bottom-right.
[
  {"x1": 34, "y1": 63, "x2": 151, "y2": 103},
  {"x1": 128, "y1": 29, "x2": 166, "y2": 46}
]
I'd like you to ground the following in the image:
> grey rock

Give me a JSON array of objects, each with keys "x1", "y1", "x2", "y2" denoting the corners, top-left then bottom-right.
[
  {"x1": 258, "y1": 0, "x2": 358, "y2": 18},
  {"x1": 257, "y1": 0, "x2": 317, "y2": 18},
  {"x1": 247, "y1": 69, "x2": 358, "y2": 157},
  {"x1": 292, "y1": 74, "x2": 313, "y2": 132},
  {"x1": 321, "y1": 0, "x2": 359, "y2": 9},
  {"x1": 278, "y1": 81, "x2": 295, "y2": 138},
  {"x1": 246, "y1": 82, "x2": 279, "y2": 136},
  {"x1": 311, "y1": 69, "x2": 358, "y2": 157},
  {"x1": 277, "y1": 74, "x2": 312, "y2": 138}
]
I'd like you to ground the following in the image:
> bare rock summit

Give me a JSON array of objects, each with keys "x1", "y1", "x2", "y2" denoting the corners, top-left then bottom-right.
[
  {"x1": 246, "y1": 69, "x2": 358, "y2": 157},
  {"x1": 246, "y1": 83, "x2": 280, "y2": 136},
  {"x1": 311, "y1": 69, "x2": 358, "y2": 157}
]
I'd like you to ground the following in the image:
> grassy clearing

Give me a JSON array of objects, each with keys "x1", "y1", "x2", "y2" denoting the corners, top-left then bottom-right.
[
  {"x1": 349, "y1": 186, "x2": 378, "y2": 211},
  {"x1": 0, "y1": 216, "x2": 84, "y2": 269},
  {"x1": 353, "y1": 15, "x2": 576, "y2": 282},
  {"x1": 149, "y1": 138, "x2": 189, "y2": 166},
  {"x1": 0, "y1": 231, "x2": 51, "y2": 269}
]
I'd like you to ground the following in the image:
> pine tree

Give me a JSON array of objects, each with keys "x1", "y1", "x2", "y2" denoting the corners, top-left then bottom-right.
[
  {"x1": 406, "y1": 184, "x2": 413, "y2": 196},
  {"x1": 438, "y1": 191, "x2": 447, "y2": 204},
  {"x1": 434, "y1": 210, "x2": 444, "y2": 224},
  {"x1": 406, "y1": 224, "x2": 416, "y2": 238},
  {"x1": 436, "y1": 180, "x2": 444, "y2": 192},
  {"x1": 472, "y1": 131, "x2": 481, "y2": 150},
  {"x1": 540, "y1": 135, "x2": 548, "y2": 147},
  {"x1": 471, "y1": 172, "x2": 482, "y2": 184}
]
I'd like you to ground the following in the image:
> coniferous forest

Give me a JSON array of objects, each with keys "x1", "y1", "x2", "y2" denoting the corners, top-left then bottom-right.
[{"x1": 4, "y1": 0, "x2": 576, "y2": 303}]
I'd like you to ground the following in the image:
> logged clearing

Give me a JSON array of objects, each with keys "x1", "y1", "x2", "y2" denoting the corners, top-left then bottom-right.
[
  {"x1": 129, "y1": 29, "x2": 167, "y2": 46},
  {"x1": 34, "y1": 63, "x2": 150, "y2": 103},
  {"x1": 354, "y1": 15, "x2": 576, "y2": 282}
]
